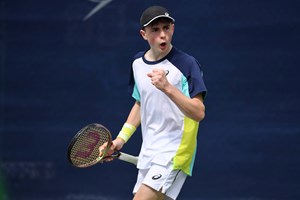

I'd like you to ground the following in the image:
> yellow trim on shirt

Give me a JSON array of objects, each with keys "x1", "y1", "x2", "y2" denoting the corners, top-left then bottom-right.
[{"x1": 173, "y1": 117, "x2": 199, "y2": 176}]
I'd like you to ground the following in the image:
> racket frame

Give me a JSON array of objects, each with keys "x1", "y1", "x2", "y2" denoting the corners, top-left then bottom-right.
[
  {"x1": 67, "y1": 123, "x2": 111, "y2": 168},
  {"x1": 67, "y1": 123, "x2": 138, "y2": 167}
]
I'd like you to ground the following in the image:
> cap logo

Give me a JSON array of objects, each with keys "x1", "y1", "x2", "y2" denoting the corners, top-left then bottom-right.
[{"x1": 165, "y1": 12, "x2": 170, "y2": 16}]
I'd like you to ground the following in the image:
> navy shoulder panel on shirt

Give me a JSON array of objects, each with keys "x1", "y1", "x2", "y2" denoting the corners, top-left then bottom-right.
[
  {"x1": 166, "y1": 47, "x2": 207, "y2": 98},
  {"x1": 166, "y1": 48, "x2": 198, "y2": 73},
  {"x1": 133, "y1": 51, "x2": 144, "y2": 60},
  {"x1": 128, "y1": 51, "x2": 144, "y2": 95}
]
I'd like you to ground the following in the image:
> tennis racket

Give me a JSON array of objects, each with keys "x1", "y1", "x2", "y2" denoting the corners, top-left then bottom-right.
[{"x1": 67, "y1": 123, "x2": 138, "y2": 168}]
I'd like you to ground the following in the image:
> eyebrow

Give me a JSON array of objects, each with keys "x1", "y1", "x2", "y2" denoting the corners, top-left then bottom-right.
[{"x1": 150, "y1": 23, "x2": 171, "y2": 28}]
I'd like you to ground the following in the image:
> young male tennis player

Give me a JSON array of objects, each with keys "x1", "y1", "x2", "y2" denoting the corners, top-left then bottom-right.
[{"x1": 100, "y1": 5, "x2": 207, "y2": 200}]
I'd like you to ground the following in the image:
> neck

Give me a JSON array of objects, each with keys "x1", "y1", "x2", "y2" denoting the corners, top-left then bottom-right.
[{"x1": 146, "y1": 44, "x2": 173, "y2": 61}]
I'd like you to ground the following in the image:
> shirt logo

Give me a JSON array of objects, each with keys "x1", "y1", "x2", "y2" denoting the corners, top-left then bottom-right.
[
  {"x1": 152, "y1": 174, "x2": 162, "y2": 180},
  {"x1": 165, "y1": 70, "x2": 169, "y2": 76}
]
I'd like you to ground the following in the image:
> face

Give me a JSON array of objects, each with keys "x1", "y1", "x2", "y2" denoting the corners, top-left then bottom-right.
[{"x1": 140, "y1": 19, "x2": 175, "y2": 56}]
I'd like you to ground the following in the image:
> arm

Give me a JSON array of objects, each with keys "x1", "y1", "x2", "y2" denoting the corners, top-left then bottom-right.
[
  {"x1": 164, "y1": 88, "x2": 205, "y2": 122},
  {"x1": 124, "y1": 101, "x2": 141, "y2": 128},
  {"x1": 147, "y1": 69, "x2": 205, "y2": 122},
  {"x1": 114, "y1": 101, "x2": 141, "y2": 146}
]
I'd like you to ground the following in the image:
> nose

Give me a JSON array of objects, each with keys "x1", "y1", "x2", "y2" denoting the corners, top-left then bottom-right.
[{"x1": 160, "y1": 30, "x2": 166, "y2": 38}]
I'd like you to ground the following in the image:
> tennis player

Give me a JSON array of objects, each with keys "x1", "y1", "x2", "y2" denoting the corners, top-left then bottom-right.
[{"x1": 100, "y1": 5, "x2": 207, "y2": 200}]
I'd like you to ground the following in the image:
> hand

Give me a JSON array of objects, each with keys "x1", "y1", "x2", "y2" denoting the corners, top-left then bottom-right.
[
  {"x1": 147, "y1": 69, "x2": 170, "y2": 91},
  {"x1": 98, "y1": 137, "x2": 125, "y2": 162}
]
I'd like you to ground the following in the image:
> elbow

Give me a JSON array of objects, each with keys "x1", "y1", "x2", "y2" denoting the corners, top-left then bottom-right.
[
  {"x1": 194, "y1": 111, "x2": 205, "y2": 122},
  {"x1": 193, "y1": 105, "x2": 205, "y2": 122},
  {"x1": 191, "y1": 95, "x2": 206, "y2": 122},
  {"x1": 199, "y1": 110, "x2": 205, "y2": 121}
]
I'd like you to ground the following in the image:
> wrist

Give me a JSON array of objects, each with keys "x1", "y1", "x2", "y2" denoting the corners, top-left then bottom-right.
[
  {"x1": 163, "y1": 83, "x2": 174, "y2": 95},
  {"x1": 117, "y1": 123, "x2": 136, "y2": 143},
  {"x1": 114, "y1": 137, "x2": 125, "y2": 148}
]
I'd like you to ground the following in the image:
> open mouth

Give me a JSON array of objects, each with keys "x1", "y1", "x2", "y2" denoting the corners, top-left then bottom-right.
[{"x1": 160, "y1": 42, "x2": 167, "y2": 48}]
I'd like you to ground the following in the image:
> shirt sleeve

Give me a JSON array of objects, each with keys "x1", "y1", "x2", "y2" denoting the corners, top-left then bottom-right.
[
  {"x1": 187, "y1": 57, "x2": 207, "y2": 99},
  {"x1": 128, "y1": 52, "x2": 143, "y2": 101}
]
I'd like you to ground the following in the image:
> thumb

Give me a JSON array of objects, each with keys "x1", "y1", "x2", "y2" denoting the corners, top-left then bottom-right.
[{"x1": 147, "y1": 72, "x2": 153, "y2": 78}]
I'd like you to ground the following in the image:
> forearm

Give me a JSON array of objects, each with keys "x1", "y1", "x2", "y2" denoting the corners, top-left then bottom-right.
[
  {"x1": 116, "y1": 101, "x2": 141, "y2": 144},
  {"x1": 163, "y1": 84, "x2": 205, "y2": 122},
  {"x1": 147, "y1": 69, "x2": 205, "y2": 121},
  {"x1": 125, "y1": 101, "x2": 141, "y2": 128}
]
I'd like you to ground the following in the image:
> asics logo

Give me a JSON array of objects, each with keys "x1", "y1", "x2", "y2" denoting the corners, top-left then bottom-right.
[
  {"x1": 165, "y1": 70, "x2": 169, "y2": 76},
  {"x1": 152, "y1": 174, "x2": 162, "y2": 180}
]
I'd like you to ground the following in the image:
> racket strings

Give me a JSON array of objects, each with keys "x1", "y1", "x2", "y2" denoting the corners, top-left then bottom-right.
[{"x1": 70, "y1": 125, "x2": 110, "y2": 167}]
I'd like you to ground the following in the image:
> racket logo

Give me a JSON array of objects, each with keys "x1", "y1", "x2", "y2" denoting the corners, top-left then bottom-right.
[
  {"x1": 152, "y1": 174, "x2": 162, "y2": 180},
  {"x1": 74, "y1": 131, "x2": 100, "y2": 159}
]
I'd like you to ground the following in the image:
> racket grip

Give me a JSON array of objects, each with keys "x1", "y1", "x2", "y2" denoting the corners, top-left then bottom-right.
[{"x1": 118, "y1": 152, "x2": 138, "y2": 166}]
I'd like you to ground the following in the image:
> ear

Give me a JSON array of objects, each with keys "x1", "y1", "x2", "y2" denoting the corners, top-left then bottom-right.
[{"x1": 140, "y1": 29, "x2": 147, "y2": 40}]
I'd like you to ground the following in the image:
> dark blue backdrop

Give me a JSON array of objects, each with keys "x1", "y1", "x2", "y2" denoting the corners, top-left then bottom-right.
[{"x1": 1, "y1": 0, "x2": 300, "y2": 199}]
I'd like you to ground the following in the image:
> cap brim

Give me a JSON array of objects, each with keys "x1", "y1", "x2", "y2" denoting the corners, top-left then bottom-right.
[{"x1": 143, "y1": 15, "x2": 175, "y2": 27}]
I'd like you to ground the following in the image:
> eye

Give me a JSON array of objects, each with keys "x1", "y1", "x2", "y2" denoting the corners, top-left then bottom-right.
[
  {"x1": 152, "y1": 27, "x2": 159, "y2": 32},
  {"x1": 164, "y1": 25, "x2": 170, "y2": 31}
]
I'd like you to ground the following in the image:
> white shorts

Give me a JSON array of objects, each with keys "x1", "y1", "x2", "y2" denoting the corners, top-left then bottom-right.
[{"x1": 133, "y1": 161, "x2": 187, "y2": 200}]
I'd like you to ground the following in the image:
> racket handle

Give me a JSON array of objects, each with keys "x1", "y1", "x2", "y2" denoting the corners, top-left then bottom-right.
[{"x1": 118, "y1": 152, "x2": 138, "y2": 166}]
